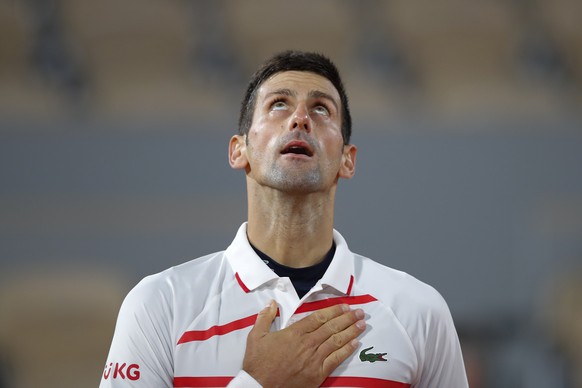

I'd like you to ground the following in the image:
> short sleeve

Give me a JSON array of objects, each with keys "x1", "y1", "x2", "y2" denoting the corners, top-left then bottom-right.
[
  {"x1": 99, "y1": 276, "x2": 174, "y2": 387},
  {"x1": 414, "y1": 293, "x2": 468, "y2": 388}
]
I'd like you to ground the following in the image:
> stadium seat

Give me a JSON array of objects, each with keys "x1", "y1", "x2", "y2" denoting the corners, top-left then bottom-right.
[
  {"x1": 0, "y1": 0, "x2": 67, "y2": 120},
  {"x1": 225, "y1": 1, "x2": 352, "y2": 72},
  {"x1": 57, "y1": 0, "x2": 210, "y2": 119},
  {"x1": 384, "y1": 0, "x2": 563, "y2": 119},
  {"x1": 0, "y1": 269, "x2": 128, "y2": 388}
]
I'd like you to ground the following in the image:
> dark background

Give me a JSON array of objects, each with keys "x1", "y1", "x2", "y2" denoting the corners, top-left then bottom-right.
[{"x1": 1, "y1": 1, "x2": 581, "y2": 387}]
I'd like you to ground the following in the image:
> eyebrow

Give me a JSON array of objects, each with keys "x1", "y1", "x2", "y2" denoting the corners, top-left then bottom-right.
[
  {"x1": 264, "y1": 88, "x2": 339, "y2": 112},
  {"x1": 264, "y1": 88, "x2": 295, "y2": 100}
]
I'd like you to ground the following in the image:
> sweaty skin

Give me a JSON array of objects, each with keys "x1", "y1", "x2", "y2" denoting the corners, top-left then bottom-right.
[{"x1": 229, "y1": 70, "x2": 361, "y2": 386}]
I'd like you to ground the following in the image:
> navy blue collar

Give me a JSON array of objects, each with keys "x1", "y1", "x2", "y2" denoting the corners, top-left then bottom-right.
[{"x1": 249, "y1": 242, "x2": 336, "y2": 299}]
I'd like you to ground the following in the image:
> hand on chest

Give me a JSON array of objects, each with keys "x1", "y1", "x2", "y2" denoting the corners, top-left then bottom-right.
[{"x1": 174, "y1": 286, "x2": 417, "y2": 384}]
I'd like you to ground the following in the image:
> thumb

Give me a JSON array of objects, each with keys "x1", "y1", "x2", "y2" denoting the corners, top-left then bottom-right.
[{"x1": 251, "y1": 300, "x2": 278, "y2": 337}]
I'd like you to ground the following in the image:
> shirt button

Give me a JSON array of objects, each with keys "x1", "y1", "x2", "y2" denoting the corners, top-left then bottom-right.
[{"x1": 277, "y1": 284, "x2": 286, "y2": 291}]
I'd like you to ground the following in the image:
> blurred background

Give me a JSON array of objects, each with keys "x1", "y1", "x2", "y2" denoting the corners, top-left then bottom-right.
[{"x1": 0, "y1": 0, "x2": 581, "y2": 387}]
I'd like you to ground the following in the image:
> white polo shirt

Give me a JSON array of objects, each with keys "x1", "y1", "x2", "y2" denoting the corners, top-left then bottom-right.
[{"x1": 100, "y1": 223, "x2": 468, "y2": 387}]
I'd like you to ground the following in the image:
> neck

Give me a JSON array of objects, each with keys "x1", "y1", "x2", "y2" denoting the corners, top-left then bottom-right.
[{"x1": 246, "y1": 183, "x2": 336, "y2": 268}]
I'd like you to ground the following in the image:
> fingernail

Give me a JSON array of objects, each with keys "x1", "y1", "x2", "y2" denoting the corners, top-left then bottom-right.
[
  {"x1": 356, "y1": 320, "x2": 366, "y2": 330},
  {"x1": 341, "y1": 304, "x2": 350, "y2": 313},
  {"x1": 355, "y1": 309, "x2": 365, "y2": 319},
  {"x1": 351, "y1": 339, "x2": 360, "y2": 348}
]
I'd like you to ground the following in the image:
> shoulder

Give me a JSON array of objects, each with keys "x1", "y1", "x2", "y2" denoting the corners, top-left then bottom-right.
[
  {"x1": 121, "y1": 251, "x2": 228, "y2": 315},
  {"x1": 352, "y1": 254, "x2": 468, "y2": 387},
  {"x1": 353, "y1": 254, "x2": 451, "y2": 321}
]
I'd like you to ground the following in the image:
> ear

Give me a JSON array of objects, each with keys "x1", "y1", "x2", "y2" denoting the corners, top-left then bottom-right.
[
  {"x1": 338, "y1": 144, "x2": 357, "y2": 179},
  {"x1": 229, "y1": 134, "x2": 248, "y2": 170}
]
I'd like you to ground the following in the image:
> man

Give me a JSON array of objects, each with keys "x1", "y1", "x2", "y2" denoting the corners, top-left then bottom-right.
[{"x1": 100, "y1": 51, "x2": 468, "y2": 387}]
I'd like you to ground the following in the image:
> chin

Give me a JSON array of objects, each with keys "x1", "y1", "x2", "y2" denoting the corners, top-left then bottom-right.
[{"x1": 270, "y1": 176, "x2": 323, "y2": 194}]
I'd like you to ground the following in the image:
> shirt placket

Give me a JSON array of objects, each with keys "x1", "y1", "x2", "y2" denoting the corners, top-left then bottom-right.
[{"x1": 272, "y1": 277, "x2": 301, "y2": 329}]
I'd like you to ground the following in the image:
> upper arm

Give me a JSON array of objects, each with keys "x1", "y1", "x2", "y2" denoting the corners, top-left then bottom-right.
[
  {"x1": 99, "y1": 277, "x2": 174, "y2": 387},
  {"x1": 413, "y1": 292, "x2": 468, "y2": 388}
]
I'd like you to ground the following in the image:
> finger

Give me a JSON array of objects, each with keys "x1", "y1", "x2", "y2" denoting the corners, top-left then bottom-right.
[
  {"x1": 316, "y1": 316, "x2": 366, "y2": 360},
  {"x1": 293, "y1": 304, "x2": 350, "y2": 334},
  {"x1": 249, "y1": 300, "x2": 278, "y2": 338},
  {"x1": 310, "y1": 308, "x2": 364, "y2": 344},
  {"x1": 321, "y1": 337, "x2": 361, "y2": 376}
]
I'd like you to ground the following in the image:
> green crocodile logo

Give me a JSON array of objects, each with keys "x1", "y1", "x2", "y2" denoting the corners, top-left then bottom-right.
[{"x1": 359, "y1": 346, "x2": 388, "y2": 363}]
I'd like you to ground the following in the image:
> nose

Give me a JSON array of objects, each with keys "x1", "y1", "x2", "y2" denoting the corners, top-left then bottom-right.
[{"x1": 289, "y1": 104, "x2": 311, "y2": 133}]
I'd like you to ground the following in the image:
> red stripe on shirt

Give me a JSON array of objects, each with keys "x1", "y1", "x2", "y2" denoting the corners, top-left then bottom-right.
[
  {"x1": 346, "y1": 275, "x2": 354, "y2": 295},
  {"x1": 322, "y1": 376, "x2": 411, "y2": 387},
  {"x1": 174, "y1": 376, "x2": 233, "y2": 387},
  {"x1": 177, "y1": 314, "x2": 257, "y2": 344},
  {"x1": 177, "y1": 309, "x2": 281, "y2": 345},
  {"x1": 176, "y1": 295, "x2": 376, "y2": 345},
  {"x1": 295, "y1": 294, "x2": 377, "y2": 314},
  {"x1": 173, "y1": 376, "x2": 410, "y2": 387},
  {"x1": 235, "y1": 272, "x2": 250, "y2": 293}
]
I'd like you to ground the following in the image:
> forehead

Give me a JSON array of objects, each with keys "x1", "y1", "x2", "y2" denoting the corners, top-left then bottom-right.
[{"x1": 257, "y1": 71, "x2": 340, "y2": 102}]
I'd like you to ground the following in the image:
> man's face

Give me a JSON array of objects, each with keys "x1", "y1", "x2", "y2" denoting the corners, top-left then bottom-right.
[{"x1": 236, "y1": 70, "x2": 355, "y2": 194}]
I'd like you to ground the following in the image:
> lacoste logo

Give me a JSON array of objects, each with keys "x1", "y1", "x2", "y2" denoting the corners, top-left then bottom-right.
[{"x1": 359, "y1": 346, "x2": 388, "y2": 363}]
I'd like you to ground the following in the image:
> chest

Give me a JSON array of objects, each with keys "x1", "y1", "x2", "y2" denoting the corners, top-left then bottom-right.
[{"x1": 172, "y1": 287, "x2": 418, "y2": 385}]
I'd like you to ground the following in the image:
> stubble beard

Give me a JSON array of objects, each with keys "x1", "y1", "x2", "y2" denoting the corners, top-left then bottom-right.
[
  {"x1": 266, "y1": 161, "x2": 323, "y2": 193},
  {"x1": 247, "y1": 135, "x2": 325, "y2": 194}
]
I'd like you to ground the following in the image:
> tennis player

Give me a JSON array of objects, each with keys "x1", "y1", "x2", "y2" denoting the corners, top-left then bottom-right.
[{"x1": 100, "y1": 50, "x2": 468, "y2": 387}]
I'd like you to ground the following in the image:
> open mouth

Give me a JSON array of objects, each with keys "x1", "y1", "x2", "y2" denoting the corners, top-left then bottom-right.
[{"x1": 281, "y1": 142, "x2": 314, "y2": 157}]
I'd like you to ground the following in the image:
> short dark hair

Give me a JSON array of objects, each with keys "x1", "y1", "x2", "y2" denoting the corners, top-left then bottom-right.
[{"x1": 238, "y1": 50, "x2": 352, "y2": 144}]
